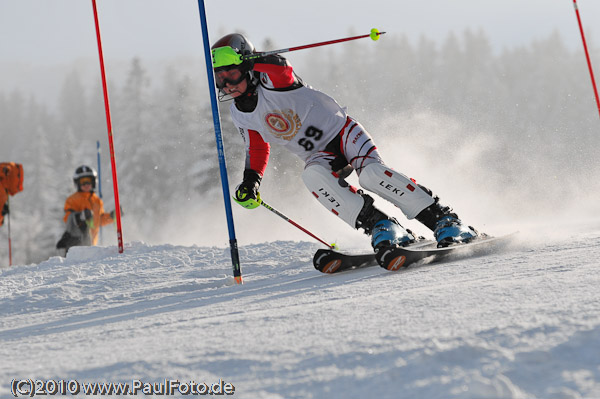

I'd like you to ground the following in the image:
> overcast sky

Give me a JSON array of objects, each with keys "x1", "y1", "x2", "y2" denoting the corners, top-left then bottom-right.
[
  {"x1": 1, "y1": 0, "x2": 599, "y2": 106},
  {"x1": 1, "y1": 0, "x2": 598, "y2": 63}
]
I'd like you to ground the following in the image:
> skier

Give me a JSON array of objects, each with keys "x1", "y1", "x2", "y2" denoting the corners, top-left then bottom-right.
[
  {"x1": 56, "y1": 165, "x2": 114, "y2": 254},
  {"x1": 211, "y1": 34, "x2": 478, "y2": 265}
]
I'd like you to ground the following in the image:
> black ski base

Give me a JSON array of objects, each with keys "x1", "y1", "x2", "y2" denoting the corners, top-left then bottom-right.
[{"x1": 313, "y1": 233, "x2": 518, "y2": 274}]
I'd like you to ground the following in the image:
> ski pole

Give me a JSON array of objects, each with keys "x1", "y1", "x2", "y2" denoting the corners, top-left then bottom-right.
[
  {"x1": 259, "y1": 198, "x2": 337, "y2": 250},
  {"x1": 242, "y1": 28, "x2": 385, "y2": 61},
  {"x1": 7, "y1": 196, "x2": 12, "y2": 266},
  {"x1": 572, "y1": 0, "x2": 600, "y2": 119}
]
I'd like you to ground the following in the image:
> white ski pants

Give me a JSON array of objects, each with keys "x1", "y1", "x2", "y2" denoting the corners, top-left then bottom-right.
[{"x1": 302, "y1": 117, "x2": 434, "y2": 228}]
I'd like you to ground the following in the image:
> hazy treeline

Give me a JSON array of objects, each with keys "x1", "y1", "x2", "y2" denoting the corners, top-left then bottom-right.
[{"x1": 1, "y1": 29, "x2": 598, "y2": 265}]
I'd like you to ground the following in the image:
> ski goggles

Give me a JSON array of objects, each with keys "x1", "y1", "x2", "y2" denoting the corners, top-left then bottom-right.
[
  {"x1": 214, "y1": 68, "x2": 246, "y2": 89},
  {"x1": 79, "y1": 177, "x2": 94, "y2": 185}
]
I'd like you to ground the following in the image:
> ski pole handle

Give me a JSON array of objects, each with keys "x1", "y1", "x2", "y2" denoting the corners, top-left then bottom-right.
[
  {"x1": 259, "y1": 199, "x2": 336, "y2": 249},
  {"x1": 243, "y1": 28, "x2": 385, "y2": 61}
]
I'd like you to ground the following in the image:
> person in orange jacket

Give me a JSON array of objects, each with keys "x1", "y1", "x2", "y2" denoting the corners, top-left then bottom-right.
[
  {"x1": 56, "y1": 165, "x2": 114, "y2": 254},
  {"x1": 1, "y1": 162, "x2": 24, "y2": 227}
]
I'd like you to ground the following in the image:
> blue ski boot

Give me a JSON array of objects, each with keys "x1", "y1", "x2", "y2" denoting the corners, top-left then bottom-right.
[
  {"x1": 371, "y1": 219, "x2": 415, "y2": 250},
  {"x1": 354, "y1": 193, "x2": 416, "y2": 251},
  {"x1": 433, "y1": 215, "x2": 478, "y2": 248},
  {"x1": 412, "y1": 187, "x2": 479, "y2": 248}
]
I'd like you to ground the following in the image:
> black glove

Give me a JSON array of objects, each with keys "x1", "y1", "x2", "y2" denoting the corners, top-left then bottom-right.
[
  {"x1": 235, "y1": 170, "x2": 261, "y2": 201},
  {"x1": 1, "y1": 203, "x2": 8, "y2": 216},
  {"x1": 234, "y1": 169, "x2": 262, "y2": 209},
  {"x1": 82, "y1": 209, "x2": 92, "y2": 220},
  {"x1": 75, "y1": 209, "x2": 92, "y2": 228},
  {"x1": 110, "y1": 207, "x2": 124, "y2": 219}
]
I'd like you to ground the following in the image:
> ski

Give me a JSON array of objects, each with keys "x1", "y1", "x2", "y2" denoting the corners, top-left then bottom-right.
[
  {"x1": 375, "y1": 233, "x2": 518, "y2": 271},
  {"x1": 313, "y1": 233, "x2": 518, "y2": 274},
  {"x1": 313, "y1": 239, "x2": 435, "y2": 274}
]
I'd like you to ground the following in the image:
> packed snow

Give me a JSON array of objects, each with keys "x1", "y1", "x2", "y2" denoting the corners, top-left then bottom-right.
[{"x1": 1, "y1": 221, "x2": 599, "y2": 399}]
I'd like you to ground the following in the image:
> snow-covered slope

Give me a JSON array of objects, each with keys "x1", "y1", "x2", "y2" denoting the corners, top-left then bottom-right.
[{"x1": 1, "y1": 227, "x2": 599, "y2": 398}]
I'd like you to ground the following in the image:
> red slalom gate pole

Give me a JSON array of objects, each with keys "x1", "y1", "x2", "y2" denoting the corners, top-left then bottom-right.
[
  {"x1": 572, "y1": 0, "x2": 600, "y2": 119},
  {"x1": 91, "y1": 0, "x2": 124, "y2": 253}
]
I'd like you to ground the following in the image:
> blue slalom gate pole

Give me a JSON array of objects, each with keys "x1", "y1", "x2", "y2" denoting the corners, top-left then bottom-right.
[
  {"x1": 96, "y1": 141, "x2": 103, "y2": 199},
  {"x1": 196, "y1": 0, "x2": 242, "y2": 284},
  {"x1": 97, "y1": 140, "x2": 103, "y2": 245}
]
